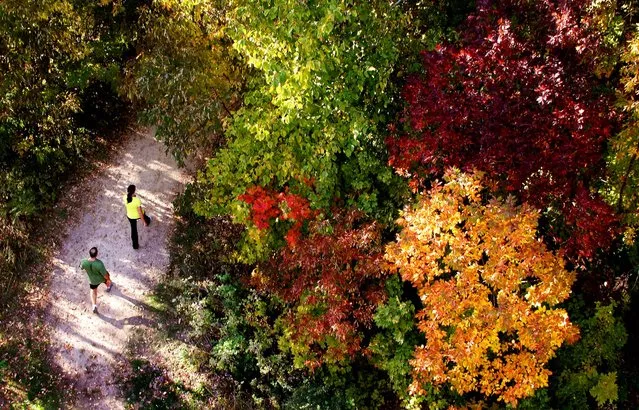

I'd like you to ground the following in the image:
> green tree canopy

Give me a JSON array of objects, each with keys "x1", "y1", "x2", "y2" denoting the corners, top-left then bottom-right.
[{"x1": 194, "y1": 0, "x2": 407, "y2": 260}]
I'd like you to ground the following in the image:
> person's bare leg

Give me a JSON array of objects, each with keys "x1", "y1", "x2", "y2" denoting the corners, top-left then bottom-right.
[{"x1": 91, "y1": 288, "x2": 98, "y2": 313}]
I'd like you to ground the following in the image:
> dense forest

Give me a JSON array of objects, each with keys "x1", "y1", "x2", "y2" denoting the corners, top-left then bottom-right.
[{"x1": 2, "y1": 0, "x2": 639, "y2": 408}]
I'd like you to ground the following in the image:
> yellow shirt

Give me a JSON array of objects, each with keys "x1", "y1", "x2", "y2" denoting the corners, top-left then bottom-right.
[{"x1": 124, "y1": 195, "x2": 142, "y2": 219}]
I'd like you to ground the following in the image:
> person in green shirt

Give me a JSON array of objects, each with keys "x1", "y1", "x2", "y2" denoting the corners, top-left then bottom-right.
[
  {"x1": 124, "y1": 184, "x2": 151, "y2": 249},
  {"x1": 80, "y1": 247, "x2": 113, "y2": 314}
]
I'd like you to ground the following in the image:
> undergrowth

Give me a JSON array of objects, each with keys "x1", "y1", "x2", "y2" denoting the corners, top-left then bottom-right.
[
  {"x1": 0, "y1": 321, "x2": 61, "y2": 409},
  {"x1": 119, "y1": 185, "x2": 254, "y2": 409}
]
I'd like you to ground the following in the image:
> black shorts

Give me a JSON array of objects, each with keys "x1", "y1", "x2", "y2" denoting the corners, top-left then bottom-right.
[{"x1": 90, "y1": 283, "x2": 101, "y2": 289}]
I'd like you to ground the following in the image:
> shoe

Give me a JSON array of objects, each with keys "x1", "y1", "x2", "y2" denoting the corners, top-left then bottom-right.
[
  {"x1": 92, "y1": 306, "x2": 98, "y2": 314},
  {"x1": 106, "y1": 283, "x2": 113, "y2": 292}
]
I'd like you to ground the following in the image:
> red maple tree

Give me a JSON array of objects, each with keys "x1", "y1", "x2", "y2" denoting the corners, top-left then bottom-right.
[
  {"x1": 387, "y1": 0, "x2": 620, "y2": 260},
  {"x1": 251, "y1": 209, "x2": 387, "y2": 369},
  {"x1": 239, "y1": 185, "x2": 315, "y2": 247}
]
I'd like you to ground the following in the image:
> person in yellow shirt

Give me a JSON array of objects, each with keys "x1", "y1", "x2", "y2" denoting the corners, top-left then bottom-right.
[{"x1": 124, "y1": 184, "x2": 151, "y2": 249}]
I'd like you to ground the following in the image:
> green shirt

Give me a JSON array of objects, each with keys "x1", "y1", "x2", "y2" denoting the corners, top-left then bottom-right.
[{"x1": 81, "y1": 258, "x2": 107, "y2": 285}]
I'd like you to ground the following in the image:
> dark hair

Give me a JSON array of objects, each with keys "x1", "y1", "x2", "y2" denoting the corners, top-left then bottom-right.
[
  {"x1": 89, "y1": 247, "x2": 98, "y2": 258},
  {"x1": 127, "y1": 184, "x2": 136, "y2": 203}
]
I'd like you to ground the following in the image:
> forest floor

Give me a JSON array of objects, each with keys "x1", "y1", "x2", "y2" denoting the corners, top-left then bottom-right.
[{"x1": 45, "y1": 127, "x2": 189, "y2": 409}]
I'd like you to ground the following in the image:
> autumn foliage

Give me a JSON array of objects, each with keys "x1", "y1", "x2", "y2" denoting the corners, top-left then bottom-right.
[
  {"x1": 239, "y1": 185, "x2": 316, "y2": 247},
  {"x1": 387, "y1": 0, "x2": 619, "y2": 260},
  {"x1": 385, "y1": 169, "x2": 580, "y2": 405},
  {"x1": 4, "y1": 0, "x2": 639, "y2": 408},
  {"x1": 252, "y1": 209, "x2": 387, "y2": 369}
]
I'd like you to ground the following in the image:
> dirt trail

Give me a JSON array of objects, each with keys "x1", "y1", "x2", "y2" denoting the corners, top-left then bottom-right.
[{"x1": 46, "y1": 128, "x2": 189, "y2": 409}]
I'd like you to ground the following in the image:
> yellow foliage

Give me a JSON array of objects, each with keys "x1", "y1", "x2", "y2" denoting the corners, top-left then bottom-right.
[
  {"x1": 603, "y1": 27, "x2": 639, "y2": 225},
  {"x1": 385, "y1": 169, "x2": 580, "y2": 406}
]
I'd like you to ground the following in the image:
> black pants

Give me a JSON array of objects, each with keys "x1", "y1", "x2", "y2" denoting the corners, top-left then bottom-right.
[{"x1": 128, "y1": 214, "x2": 150, "y2": 249}]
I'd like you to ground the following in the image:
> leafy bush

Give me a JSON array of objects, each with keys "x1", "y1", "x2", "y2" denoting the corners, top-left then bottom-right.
[
  {"x1": 122, "y1": 0, "x2": 244, "y2": 164},
  {"x1": 550, "y1": 299, "x2": 627, "y2": 409},
  {"x1": 283, "y1": 360, "x2": 397, "y2": 410},
  {"x1": 0, "y1": 0, "x2": 130, "y2": 219},
  {"x1": 369, "y1": 275, "x2": 434, "y2": 409}
]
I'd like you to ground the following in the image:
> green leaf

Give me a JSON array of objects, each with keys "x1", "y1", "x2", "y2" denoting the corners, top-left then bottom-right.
[{"x1": 589, "y1": 372, "x2": 619, "y2": 407}]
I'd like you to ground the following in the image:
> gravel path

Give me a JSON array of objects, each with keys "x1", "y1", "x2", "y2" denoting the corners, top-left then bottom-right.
[{"x1": 46, "y1": 128, "x2": 189, "y2": 409}]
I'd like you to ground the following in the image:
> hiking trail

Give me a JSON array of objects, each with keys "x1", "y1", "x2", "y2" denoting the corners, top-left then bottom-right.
[{"x1": 46, "y1": 128, "x2": 189, "y2": 409}]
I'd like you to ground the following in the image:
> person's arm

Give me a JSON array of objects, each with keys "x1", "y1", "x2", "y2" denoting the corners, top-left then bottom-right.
[
  {"x1": 137, "y1": 206, "x2": 147, "y2": 226},
  {"x1": 97, "y1": 262, "x2": 111, "y2": 286},
  {"x1": 135, "y1": 197, "x2": 147, "y2": 226}
]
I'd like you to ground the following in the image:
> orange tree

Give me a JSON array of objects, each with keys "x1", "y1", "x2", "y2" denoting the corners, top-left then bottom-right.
[{"x1": 385, "y1": 169, "x2": 580, "y2": 406}]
